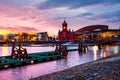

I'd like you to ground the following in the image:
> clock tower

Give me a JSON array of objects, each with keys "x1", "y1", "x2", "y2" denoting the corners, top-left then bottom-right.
[
  {"x1": 62, "y1": 20, "x2": 67, "y2": 32},
  {"x1": 58, "y1": 20, "x2": 76, "y2": 41}
]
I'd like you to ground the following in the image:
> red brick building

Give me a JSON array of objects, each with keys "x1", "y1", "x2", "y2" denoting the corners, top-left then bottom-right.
[{"x1": 58, "y1": 20, "x2": 76, "y2": 41}]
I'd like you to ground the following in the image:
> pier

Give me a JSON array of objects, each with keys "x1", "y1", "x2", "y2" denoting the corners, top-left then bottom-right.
[
  {"x1": 0, "y1": 42, "x2": 78, "y2": 69},
  {"x1": 0, "y1": 51, "x2": 62, "y2": 69}
]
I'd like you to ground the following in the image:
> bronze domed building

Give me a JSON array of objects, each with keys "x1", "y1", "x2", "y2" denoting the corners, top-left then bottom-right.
[{"x1": 75, "y1": 25, "x2": 120, "y2": 40}]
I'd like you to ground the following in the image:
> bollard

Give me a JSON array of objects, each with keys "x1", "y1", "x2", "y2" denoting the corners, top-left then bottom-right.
[
  {"x1": 55, "y1": 44, "x2": 59, "y2": 51},
  {"x1": 62, "y1": 46, "x2": 68, "y2": 58},
  {"x1": 78, "y1": 42, "x2": 83, "y2": 53},
  {"x1": 24, "y1": 48, "x2": 28, "y2": 59},
  {"x1": 11, "y1": 43, "x2": 28, "y2": 60},
  {"x1": 83, "y1": 44, "x2": 88, "y2": 53},
  {"x1": 11, "y1": 43, "x2": 18, "y2": 59}
]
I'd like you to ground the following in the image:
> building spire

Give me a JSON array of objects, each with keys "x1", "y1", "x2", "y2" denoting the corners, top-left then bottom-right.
[
  {"x1": 62, "y1": 18, "x2": 67, "y2": 26},
  {"x1": 64, "y1": 17, "x2": 65, "y2": 21},
  {"x1": 64, "y1": 17, "x2": 66, "y2": 23},
  {"x1": 62, "y1": 17, "x2": 67, "y2": 31}
]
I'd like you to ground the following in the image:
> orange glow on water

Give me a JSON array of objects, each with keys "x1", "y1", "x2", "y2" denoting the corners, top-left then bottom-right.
[
  {"x1": 100, "y1": 51, "x2": 107, "y2": 57},
  {"x1": 93, "y1": 45, "x2": 98, "y2": 60}
]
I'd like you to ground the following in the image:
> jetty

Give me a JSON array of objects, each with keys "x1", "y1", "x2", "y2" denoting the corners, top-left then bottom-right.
[
  {"x1": 0, "y1": 40, "x2": 97, "y2": 69},
  {"x1": 0, "y1": 42, "x2": 79, "y2": 69},
  {"x1": 0, "y1": 51, "x2": 62, "y2": 69}
]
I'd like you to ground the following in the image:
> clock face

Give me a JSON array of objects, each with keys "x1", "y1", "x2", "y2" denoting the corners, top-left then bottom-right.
[{"x1": 63, "y1": 26, "x2": 66, "y2": 29}]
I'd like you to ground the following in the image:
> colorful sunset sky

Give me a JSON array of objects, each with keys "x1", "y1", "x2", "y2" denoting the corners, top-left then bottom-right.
[{"x1": 0, "y1": 0, "x2": 120, "y2": 35}]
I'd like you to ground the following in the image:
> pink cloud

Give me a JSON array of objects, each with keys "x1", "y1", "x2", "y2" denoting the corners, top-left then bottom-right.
[{"x1": 0, "y1": 25, "x2": 38, "y2": 33}]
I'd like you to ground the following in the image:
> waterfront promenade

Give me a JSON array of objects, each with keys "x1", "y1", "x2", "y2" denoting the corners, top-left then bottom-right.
[{"x1": 30, "y1": 53, "x2": 120, "y2": 80}]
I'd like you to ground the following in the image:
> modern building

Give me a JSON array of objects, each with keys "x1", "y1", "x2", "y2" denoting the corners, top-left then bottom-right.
[
  {"x1": 37, "y1": 32, "x2": 48, "y2": 41},
  {"x1": 20, "y1": 33, "x2": 29, "y2": 42},
  {"x1": 76, "y1": 25, "x2": 120, "y2": 40},
  {"x1": 7, "y1": 33, "x2": 18, "y2": 42},
  {"x1": 58, "y1": 20, "x2": 76, "y2": 41},
  {"x1": 6, "y1": 33, "x2": 38, "y2": 42}
]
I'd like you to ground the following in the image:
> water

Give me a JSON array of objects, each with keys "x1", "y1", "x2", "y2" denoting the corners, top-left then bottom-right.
[{"x1": 0, "y1": 45, "x2": 120, "y2": 80}]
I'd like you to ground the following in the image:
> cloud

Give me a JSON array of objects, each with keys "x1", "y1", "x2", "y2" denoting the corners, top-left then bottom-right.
[
  {"x1": 0, "y1": 25, "x2": 38, "y2": 33},
  {"x1": 76, "y1": 12, "x2": 94, "y2": 18},
  {"x1": 107, "y1": 17, "x2": 120, "y2": 23},
  {"x1": 0, "y1": 0, "x2": 119, "y2": 35},
  {"x1": 0, "y1": 0, "x2": 34, "y2": 6},
  {"x1": 99, "y1": 10, "x2": 120, "y2": 19},
  {"x1": 34, "y1": 0, "x2": 120, "y2": 24},
  {"x1": 97, "y1": 9, "x2": 120, "y2": 23},
  {"x1": 16, "y1": 26, "x2": 38, "y2": 32},
  {"x1": 88, "y1": 17, "x2": 99, "y2": 20},
  {"x1": 35, "y1": 0, "x2": 120, "y2": 10},
  {"x1": 81, "y1": 12, "x2": 93, "y2": 16}
]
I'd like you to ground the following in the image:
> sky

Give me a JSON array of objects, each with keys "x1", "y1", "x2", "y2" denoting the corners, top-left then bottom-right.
[{"x1": 0, "y1": 0, "x2": 120, "y2": 36}]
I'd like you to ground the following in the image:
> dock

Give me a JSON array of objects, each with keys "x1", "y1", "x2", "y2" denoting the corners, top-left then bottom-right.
[
  {"x1": 0, "y1": 42, "x2": 80, "y2": 69},
  {"x1": 0, "y1": 51, "x2": 62, "y2": 69}
]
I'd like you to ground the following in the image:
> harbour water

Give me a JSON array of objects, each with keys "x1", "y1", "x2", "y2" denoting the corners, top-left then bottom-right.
[{"x1": 0, "y1": 45, "x2": 119, "y2": 80}]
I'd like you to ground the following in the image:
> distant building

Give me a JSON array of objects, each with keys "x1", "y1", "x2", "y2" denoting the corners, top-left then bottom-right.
[
  {"x1": 37, "y1": 32, "x2": 48, "y2": 41},
  {"x1": 76, "y1": 25, "x2": 120, "y2": 40},
  {"x1": 58, "y1": 20, "x2": 76, "y2": 41},
  {"x1": 29, "y1": 34, "x2": 38, "y2": 41},
  {"x1": 0, "y1": 35, "x2": 4, "y2": 41},
  {"x1": 21, "y1": 33, "x2": 29, "y2": 41},
  {"x1": 7, "y1": 33, "x2": 18, "y2": 42}
]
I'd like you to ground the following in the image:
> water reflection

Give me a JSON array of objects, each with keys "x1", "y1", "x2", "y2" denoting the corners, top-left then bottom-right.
[
  {"x1": 113, "y1": 46, "x2": 119, "y2": 54},
  {"x1": 100, "y1": 50, "x2": 107, "y2": 57},
  {"x1": 92, "y1": 45, "x2": 98, "y2": 60},
  {"x1": 0, "y1": 46, "x2": 55, "y2": 56},
  {"x1": 56, "y1": 59, "x2": 68, "y2": 70},
  {"x1": 0, "y1": 45, "x2": 119, "y2": 80},
  {"x1": 2, "y1": 45, "x2": 9, "y2": 56}
]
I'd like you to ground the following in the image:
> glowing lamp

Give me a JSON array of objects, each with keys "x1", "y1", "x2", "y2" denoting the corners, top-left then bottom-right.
[
  {"x1": 15, "y1": 51, "x2": 18, "y2": 54},
  {"x1": 12, "y1": 39, "x2": 15, "y2": 42},
  {"x1": 22, "y1": 52, "x2": 24, "y2": 54},
  {"x1": 21, "y1": 48, "x2": 24, "y2": 50},
  {"x1": 31, "y1": 60, "x2": 34, "y2": 64},
  {"x1": 4, "y1": 65, "x2": 9, "y2": 68}
]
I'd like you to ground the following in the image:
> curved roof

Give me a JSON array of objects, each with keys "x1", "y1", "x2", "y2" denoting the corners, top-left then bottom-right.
[{"x1": 76, "y1": 25, "x2": 108, "y2": 34}]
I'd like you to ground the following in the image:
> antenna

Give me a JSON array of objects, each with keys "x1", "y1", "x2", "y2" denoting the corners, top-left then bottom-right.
[{"x1": 64, "y1": 17, "x2": 66, "y2": 21}]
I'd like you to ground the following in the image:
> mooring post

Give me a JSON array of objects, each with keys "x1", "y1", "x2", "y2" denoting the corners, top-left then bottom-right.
[
  {"x1": 61, "y1": 46, "x2": 68, "y2": 58},
  {"x1": 24, "y1": 48, "x2": 28, "y2": 59},
  {"x1": 58, "y1": 43, "x2": 62, "y2": 53},
  {"x1": 55, "y1": 43, "x2": 58, "y2": 51},
  {"x1": 78, "y1": 42, "x2": 83, "y2": 53},
  {"x1": 18, "y1": 43, "x2": 22, "y2": 60},
  {"x1": 11, "y1": 43, "x2": 15, "y2": 58},
  {"x1": 64, "y1": 46, "x2": 68, "y2": 56},
  {"x1": 83, "y1": 44, "x2": 88, "y2": 53}
]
